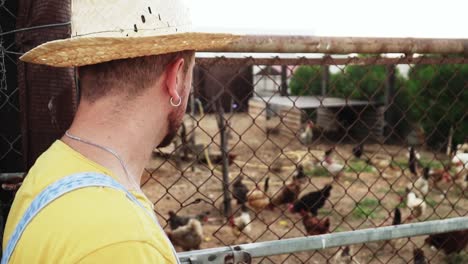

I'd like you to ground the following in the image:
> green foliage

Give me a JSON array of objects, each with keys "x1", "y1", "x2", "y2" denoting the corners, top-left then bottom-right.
[
  {"x1": 407, "y1": 64, "x2": 468, "y2": 148},
  {"x1": 289, "y1": 66, "x2": 322, "y2": 96},
  {"x1": 352, "y1": 198, "x2": 380, "y2": 219},
  {"x1": 330, "y1": 65, "x2": 387, "y2": 102},
  {"x1": 305, "y1": 167, "x2": 331, "y2": 177}
]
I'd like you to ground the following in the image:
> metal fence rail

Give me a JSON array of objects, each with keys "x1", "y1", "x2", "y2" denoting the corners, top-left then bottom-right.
[{"x1": 178, "y1": 217, "x2": 468, "y2": 264}]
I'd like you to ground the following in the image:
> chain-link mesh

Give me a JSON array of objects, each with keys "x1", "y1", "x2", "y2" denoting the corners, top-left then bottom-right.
[
  {"x1": 1, "y1": 4, "x2": 467, "y2": 262},
  {"x1": 0, "y1": 0, "x2": 22, "y2": 173},
  {"x1": 147, "y1": 55, "x2": 467, "y2": 263}
]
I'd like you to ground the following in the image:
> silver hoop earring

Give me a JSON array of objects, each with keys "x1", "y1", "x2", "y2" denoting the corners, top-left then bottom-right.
[{"x1": 170, "y1": 96, "x2": 182, "y2": 107}]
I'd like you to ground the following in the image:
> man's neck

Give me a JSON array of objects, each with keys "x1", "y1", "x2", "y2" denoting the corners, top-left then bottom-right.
[{"x1": 62, "y1": 96, "x2": 166, "y2": 191}]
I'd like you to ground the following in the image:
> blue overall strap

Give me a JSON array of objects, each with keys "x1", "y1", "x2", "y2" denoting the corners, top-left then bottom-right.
[{"x1": 1, "y1": 172, "x2": 171, "y2": 264}]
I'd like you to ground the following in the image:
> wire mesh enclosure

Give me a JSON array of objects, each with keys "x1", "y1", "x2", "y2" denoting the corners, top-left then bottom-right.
[
  {"x1": 144, "y1": 53, "x2": 467, "y2": 263},
  {"x1": 0, "y1": 0, "x2": 22, "y2": 173},
  {"x1": 1, "y1": 6, "x2": 467, "y2": 262}
]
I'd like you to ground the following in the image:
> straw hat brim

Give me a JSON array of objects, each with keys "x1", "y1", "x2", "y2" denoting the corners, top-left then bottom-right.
[{"x1": 20, "y1": 32, "x2": 241, "y2": 67}]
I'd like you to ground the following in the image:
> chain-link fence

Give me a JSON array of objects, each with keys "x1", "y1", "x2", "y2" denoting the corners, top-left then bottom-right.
[
  {"x1": 0, "y1": 0, "x2": 22, "y2": 174},
  {"x1": 146, "y1": 52, "x2": 468, "y2": 263},
  {"x1": 1, "y1": 8, "x2": 468, "y2": 264}
]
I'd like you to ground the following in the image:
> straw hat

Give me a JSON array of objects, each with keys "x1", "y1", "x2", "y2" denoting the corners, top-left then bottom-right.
[{"x1": 20, "y1": 0, "x2": 239, "y2": 67}]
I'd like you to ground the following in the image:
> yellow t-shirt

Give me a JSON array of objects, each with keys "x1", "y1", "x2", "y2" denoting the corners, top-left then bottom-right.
[{"x1": 3, "y1": 140, "x2": 177, "y2": 263}]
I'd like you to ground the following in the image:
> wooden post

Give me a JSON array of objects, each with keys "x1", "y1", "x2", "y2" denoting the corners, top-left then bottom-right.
[
  {"x1": 216, "y1": 100, "x2": 232, "y2": 217},
  {"x1": 321, "y1": 65, "x2": 329, "y2": 96},
  {"x1": 447, "y1": 126, "x2": 454, "y2": 156},
  {"x1": 280, "y1": 65, "x2": 288, "y2": 96}
]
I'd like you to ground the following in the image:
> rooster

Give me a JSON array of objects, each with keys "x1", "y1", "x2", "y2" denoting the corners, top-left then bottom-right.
[
  {"x1": 413, "y1": 248, "x2": 427, "y2": 264},
  {"x1": 333, "y1": 246, "x2": 361, "y2": 264},
  {"x1": 199, "y1": 153, "x2": 237, "y2": 166},
  {"x1": 299, "y1": 120, "x2": 314, "y2": 145},
  {"x1": 229, "y1": 204, "x2": 252, "y2": 238},
  {"x1": 167, "y1": 218, "x2": 204, "y2": 251},
  {"x1": 301, "y1": 213, "x2": 330, "y2": 236},
  {"x1": 269, "y1": 166, "x2": 307, "y2": 209},
  {"x1": 289, "y1": 184, "x2": 333, "y2": 216},
  {"x1": 247, "y1": 177, "x2": 270, "y2": 211},
  {"x1": 232, "y1": 174, "x2": 249, "y2": 205},
  {"x1": 425, "y1": 230, "x2": 468, "y2": 255}
]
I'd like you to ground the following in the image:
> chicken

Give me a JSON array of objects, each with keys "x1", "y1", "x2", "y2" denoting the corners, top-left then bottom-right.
[
  {"x1": 406, "y1": 168, "x2": 429, "y2": 197},
  {"x1": 322, "y1": 148, "x2": 345, "y2": 177},
  {"x1": 403, "y1": 189, "x2": 426, "y2": 221},
  {"x1": 425, "y1": 230, "x2": 468, "y2": 255},
  {"x1": 352, "y1": 143, "x2": 364, "y2": 159},
  {"x1": 452, "y1": 150, "x2": 468, "y2": 164},
  {"x1": 428, "y1": 166, "x2": 452, "y2": 183},
  {"x1": 300, "y1": 120, "x2": 314, "y2": 145},
  {"x1": 269, "y1": 166, "x2": 307, "y2": 208},
  {"x1": 413, "y1": 248, "x2": 427, "y2": 264},
  {"x1": 229, "y1": 204, "x2": 252, "y2": 237},
  {"x1": 247, "y1": 177, "x2": 270, "y2": 211},
  {"x1": 333, "y1": 246, "x2": 361, "y2": 264},
  {"x1": 408, "y1": 146, "x2": 421, "y2": 176},
  {"x1": 232, "y1": 174, "x2": 249, "y2": 205},
  {"x1": 382, "y1": 208, "x2": 402, "y2": 252},
  {"x1": 289, "y1": 184, "x2": 333, "y2": 216},
  {"x1": 167, "y1": 218, "x2": 204, "y2": 251},
  {"x1": 167, "y1": 210, "x2": 209, "y2": 230},
  {"x1": 302, "y1": 213, "x2": 330, "y2": 236}
]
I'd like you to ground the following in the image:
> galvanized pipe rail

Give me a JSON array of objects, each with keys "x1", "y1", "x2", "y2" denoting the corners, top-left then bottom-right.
[
  {"x1": 205, "y1": 35, "x2": 468, "y2": 55},
  {"x1": 178, "y1": 217, "x2": 468, "y2": 264}
]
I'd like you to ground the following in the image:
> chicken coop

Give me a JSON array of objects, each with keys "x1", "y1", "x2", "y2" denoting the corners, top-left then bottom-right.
[{"x1": 249, "y1": 95, "x2": 384, "y2": 141}]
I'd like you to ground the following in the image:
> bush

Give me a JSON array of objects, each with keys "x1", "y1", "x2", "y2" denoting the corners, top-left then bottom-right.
[
  {"x1": 289, "y1": 66, "x2": 322, "y2": 96},
  {"x1": 407, "y1": 64, "x2": 468, "y2": 149}
]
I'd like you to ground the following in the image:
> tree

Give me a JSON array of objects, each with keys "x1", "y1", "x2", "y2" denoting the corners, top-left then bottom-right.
[
  {"x1": 289, "y1": 66, "x2": 322, "y2": 96},
  {"x1": 407, "y1": 64, "x2": 468, "y2": 149},
  {"x1": 329, "y1": 65, "x2": 388, "y2": 102}
]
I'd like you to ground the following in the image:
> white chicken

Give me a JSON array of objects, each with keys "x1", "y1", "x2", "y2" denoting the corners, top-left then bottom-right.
[
  {"x1": 299, "y1": 120, "x2": 314, "y2": 145},
  {"x1": 322, "y1": 148, "x2": 345, "y2": 176},
  {"x1": 404, "y1": 190, "x2": 427, "y2": 221},
  {"x1": 406, "y1": 169, "x2": 430, "y2": 197},
  {"x1": 229, "y1": 205, "x2": 252, "y2": 238}
]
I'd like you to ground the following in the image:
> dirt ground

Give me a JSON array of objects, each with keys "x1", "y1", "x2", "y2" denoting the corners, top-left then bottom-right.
[{"x1": 142, "y1": 113, "x2": 467, "y2": 264}]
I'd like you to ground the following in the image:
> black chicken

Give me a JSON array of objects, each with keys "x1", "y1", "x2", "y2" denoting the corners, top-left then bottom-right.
[
  {"x1": 232, "y1": 175, "x2": 249, "y2": 205},
  {"x1": 413, "y1": 248, "x2": 427, "y2": 264},
  {"x1": 352, "y1": 143, "x2": 364, "y2": 159},
  {"x1": 392, "y1": 208, "x2": 402, "y2": 226},
  {"x1": 289, "y1": 184, "x2": 333, "y2": 216}
]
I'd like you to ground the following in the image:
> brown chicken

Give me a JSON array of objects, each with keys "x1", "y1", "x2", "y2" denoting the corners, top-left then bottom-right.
[
  {"x1": 247, "y1": 177, "x2": 270, "y2": 211},
  {"x1": 167, "y1": 218, "x2": 204, "y2": 251},
  {"x1": 269, "y1": 166, "x2": 307, "y2": 209},
  {"x1": 302, "y1": 213, "x2": 330, "y2": 236},
  {"x1": 425, "y1": 230, "x2": 468, "y2": 255}
]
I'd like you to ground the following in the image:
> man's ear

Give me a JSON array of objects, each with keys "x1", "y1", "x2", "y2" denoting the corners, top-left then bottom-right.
[{"x1": 164, "y1": 58, "x2": 185, "y2": 101}]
